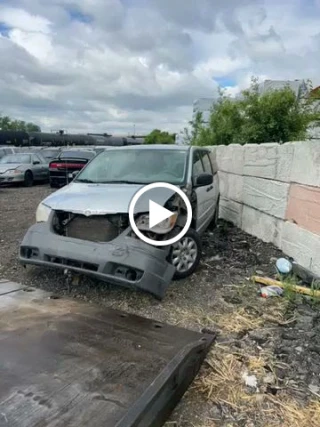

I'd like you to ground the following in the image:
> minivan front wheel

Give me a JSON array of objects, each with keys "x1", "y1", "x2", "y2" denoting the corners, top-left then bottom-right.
[{"x1": 169, "y1": 228, "x2": 202, "y2": 280}]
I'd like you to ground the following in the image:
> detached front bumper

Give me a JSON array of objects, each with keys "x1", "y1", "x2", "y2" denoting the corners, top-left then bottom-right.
[{"x1": 19, "y1": 222, "x2": 175, "y2": 299}]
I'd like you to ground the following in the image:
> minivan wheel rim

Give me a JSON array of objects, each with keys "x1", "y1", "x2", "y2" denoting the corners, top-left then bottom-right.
[{"x1": 171, "y1": 237, "x2": 198, "y2": 273}]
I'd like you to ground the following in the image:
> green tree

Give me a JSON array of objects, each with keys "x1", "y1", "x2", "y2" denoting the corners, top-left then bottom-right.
[
  {"x1": 0, "y1": 115, "x2": 41, "y2": 132},
  {"x1": 144, "y1": 129, "x2": 176, "y2": 144},
  {"x1": 182, "y1": 111, "x2": 207, "y2": 145},
  {"x1": 190, "y1": 77, "x2": 319, "y2": 146}
]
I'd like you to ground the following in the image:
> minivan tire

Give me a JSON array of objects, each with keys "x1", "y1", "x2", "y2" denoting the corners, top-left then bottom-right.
[{"x1": 169, "y1": 228, "x2": 202, "y2": 280}]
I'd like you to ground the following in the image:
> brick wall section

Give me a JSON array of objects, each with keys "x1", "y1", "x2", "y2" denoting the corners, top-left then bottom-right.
[{"x1": 207, "y1": 141, "x2": 320, "y2": 276}]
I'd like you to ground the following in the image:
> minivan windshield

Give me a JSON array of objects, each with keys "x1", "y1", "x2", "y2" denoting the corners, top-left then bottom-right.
[{"x1": 75, "y1": 149, "x2": 188, "y2": 185}]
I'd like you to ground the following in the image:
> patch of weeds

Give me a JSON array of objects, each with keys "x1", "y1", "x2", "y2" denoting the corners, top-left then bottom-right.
[
  {"x1": 279, "y1": 274, "x2": 320, "y2": 309},
  {"x1": 309, "y1": 279, "x2": 320, "y2": 307},
  {"x1": 281, "y1": 274, "x2": 303, "y2": 304}
]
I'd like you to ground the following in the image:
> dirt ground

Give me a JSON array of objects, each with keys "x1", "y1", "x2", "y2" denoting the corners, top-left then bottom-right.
[{"x1": 1, "y1": 184, "x2": 320, "y2": 426}]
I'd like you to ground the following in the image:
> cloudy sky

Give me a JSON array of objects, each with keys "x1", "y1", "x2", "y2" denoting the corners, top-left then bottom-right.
[{"x1": 0, "y1": 0, "x2": 319, "y2": 135}]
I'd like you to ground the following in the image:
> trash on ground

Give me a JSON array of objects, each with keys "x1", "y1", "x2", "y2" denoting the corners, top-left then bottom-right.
[
  {"x1": 260, "y1": 285, "x2": 284, "y2": 298},
  {"x1": 276, "y1": 257, "x2": 293, "y2": 274},
  {"x1": 242, "y1": 372, "x2": 258, "y2": 389},
  {"x1": 252, "y1": 275, "x2": 320, "y2": 298}
]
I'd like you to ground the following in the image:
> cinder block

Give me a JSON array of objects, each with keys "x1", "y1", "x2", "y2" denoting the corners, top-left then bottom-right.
[
  {"x1": 243, "y1": 176, "x2": 290, "y2": 219},
  {"x1": 216, "y1": 144, "x2": 244, "y2": 175},
  {"x1": 242, "y1": 205, "x2": 283, "y2": 247},
  {"x1": 218, "y1": 172, "x2": 243, "y2": 203},
  {"x1": 243, "y1": 143, "x2": 278, "y2": 179},
  {"x1": 206, "y1": 146, "x2": 218, "y2": 173},
  {"x1": 290, "y1": 141, "x2": 320, "y2": 187},
  {"x1": 286, "y1": 184, "x2": 320, "y2": 236},
  {"x1": 281, "y1": 222, "x2": 320, "y2": 276},
  {"x1": 276, "y1": 142, "x2": 295, "y2": 182},
  {"x1": 219, "y1": 198, "x2": 243, "y2": 227}
]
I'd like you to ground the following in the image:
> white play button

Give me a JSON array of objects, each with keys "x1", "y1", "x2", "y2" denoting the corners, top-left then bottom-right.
[
  {"x1": 128, "y1": 182, "x2": 193, "y2": 247},
  {"x1": 148, "y1": 200, "x2": 175, "y2": 229}
]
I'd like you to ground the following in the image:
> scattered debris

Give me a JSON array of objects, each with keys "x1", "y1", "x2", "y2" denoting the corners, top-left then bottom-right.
[
  {"x1": 263, "y1": 372, "x2": 276, "y2": 385},
  {"x1": 242, "y1": 372, "x2": 258, "y2": 389},
  {"x1": 276, "y1": 258, "x2": 293, "y2": 274},
  {"x1": 253, "y1": 275, "x2": 320, "y2": 298},
  {"x1": 260, "y1": 285, "x2": 284, "y2": 298}
]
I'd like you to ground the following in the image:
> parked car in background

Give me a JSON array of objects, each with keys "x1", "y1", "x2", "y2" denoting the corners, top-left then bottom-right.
[
  {"x1": 16, "y1": 146, "x2": 42, "y2": 154},
  {"x1": 0, "y1": 146, "x2": 16, "y2": 160},
  {"x1": 40, "y1": 147, "x2": 62, "y2": 162},
  {"x1": 20, "y1": 145, "x2": 220, "y2": 299},
  {"x1": 0, "y1": 152, "x2": 49, "y2": 186},
  {"x1": 49, "y1": 148, "x2": 97, "y2": 188}
]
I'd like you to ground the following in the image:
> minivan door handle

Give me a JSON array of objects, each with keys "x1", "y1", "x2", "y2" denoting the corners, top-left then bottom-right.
[{"x1": 206, "y1": 185, "x2": 213, "y2": 192}]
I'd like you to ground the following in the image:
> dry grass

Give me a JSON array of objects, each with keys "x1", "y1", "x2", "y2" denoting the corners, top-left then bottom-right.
[
  {"x1": 194, "y1": 342, "x2": 320, "y2": 427},
  {"x1": 165, "y1": 282, "x2": 314, "y2": 427},
  {"x1": 195, "y1": 346, "x2": 264, "y2": 411},
  {"x1": 166, "y1": 298, "x2": 290, "y2": 334},
  {"x1": 214, "y1": 307, "x2": 263, "y2": 333},
  {"x1": 266, "y1": 397, "x2": 320, "y2": 427}
]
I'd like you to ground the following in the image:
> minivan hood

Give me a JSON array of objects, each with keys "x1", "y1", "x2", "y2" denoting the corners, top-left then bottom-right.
[{"x1": 42, "y1": 182, "x2": 176, "y2": 215}]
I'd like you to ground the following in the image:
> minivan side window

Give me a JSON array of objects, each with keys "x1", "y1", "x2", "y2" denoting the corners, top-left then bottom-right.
[{"x1": 192, "y1": 151, "x2": 204, "y2": 178}]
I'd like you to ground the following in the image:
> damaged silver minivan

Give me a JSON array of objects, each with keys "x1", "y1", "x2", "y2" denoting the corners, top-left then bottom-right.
[{"x1": 19, "y1": 145, "x2": 219, "y2": 299}]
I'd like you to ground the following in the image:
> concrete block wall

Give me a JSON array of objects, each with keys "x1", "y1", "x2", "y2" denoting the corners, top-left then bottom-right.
[{"x1": 207, "y1": 141, "x2": 320, "y2": 276}]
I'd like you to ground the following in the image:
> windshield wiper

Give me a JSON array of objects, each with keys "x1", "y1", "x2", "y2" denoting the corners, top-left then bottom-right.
[
  {"x1": 99, "y1": 180, "x2": 146, "y2": 185},
  {"x1": 75, "y1": 178, "x2": 96, "y2": 183}
]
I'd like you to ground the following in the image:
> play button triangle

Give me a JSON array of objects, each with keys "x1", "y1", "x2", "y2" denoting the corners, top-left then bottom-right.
[{"x1": 149, "y1": 200, "x2": 175, "y2": 229}]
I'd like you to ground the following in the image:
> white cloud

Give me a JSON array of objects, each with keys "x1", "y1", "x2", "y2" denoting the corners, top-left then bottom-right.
[
  {"x1": 9, "y1": 29, "x2": 53, "y2": 61},
  {"x1": 0, "y1": 7, "x2": 51, "y2": 33},
  {"x1": 0, "y1": 0, "x2": 319, "y2": 134}
]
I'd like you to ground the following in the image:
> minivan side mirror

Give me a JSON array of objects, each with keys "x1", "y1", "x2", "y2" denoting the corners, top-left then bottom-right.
[{"x1": 195, "y1": 173, "x2": 213, "y2": 187}]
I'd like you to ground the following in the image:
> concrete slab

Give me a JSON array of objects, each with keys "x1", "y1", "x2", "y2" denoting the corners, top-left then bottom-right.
[
  {"x1": 216, "y1": 144, "x2": 244, "y2": 175},
  {"x1": 242, "y1": 205, "x2": 283, "y2": 247},
  {"x1": 243, "y1": 143, "x2": 278, "y2": 179},
  {"x1": 243, "y1": 176, "x2": 290, "y2": 219},
  {"x1": 286, "y1": 184, "x2": 320, "y2": 236},
  {"x1": 281, "y1": 222, "x2": 320, "y2": 276},
  {"x1": 290, "y1": 141, "x2": 320, "y2": 187},
  {"x1": 219, "y1": 198, "x2": 243, "y2": 227},
  {"x1": 218, "y1": 172, "x2": 243, "y2": 203}
]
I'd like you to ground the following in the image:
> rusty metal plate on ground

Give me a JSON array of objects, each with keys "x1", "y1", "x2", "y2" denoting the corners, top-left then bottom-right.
[{"x1": 0, "y1": 281, "x2": 215, "y2": 427}]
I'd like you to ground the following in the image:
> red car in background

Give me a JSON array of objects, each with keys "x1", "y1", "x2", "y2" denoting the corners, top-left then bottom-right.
[{"x1": 49, "y1": 148, "x2": 97, "y2": 188}]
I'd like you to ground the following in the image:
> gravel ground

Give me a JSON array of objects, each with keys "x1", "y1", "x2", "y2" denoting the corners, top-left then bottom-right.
[{"x1": 1, "y1": 184, "x2": 320, "y2": 426}]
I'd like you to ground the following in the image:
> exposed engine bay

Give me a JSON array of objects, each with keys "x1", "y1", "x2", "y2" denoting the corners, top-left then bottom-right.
[
  {"x1": 51, "y1": 192, "x2": 190, "y2": 243},
  {"x1": 52, "y1": 212, "x2": 129, "y2": 242}
]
